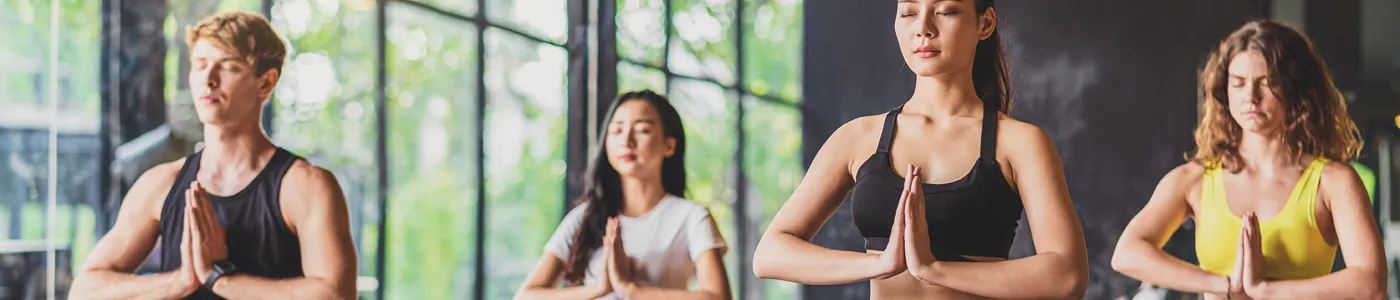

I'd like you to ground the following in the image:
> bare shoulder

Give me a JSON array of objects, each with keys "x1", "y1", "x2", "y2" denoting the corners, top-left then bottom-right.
[
  {"x1": 1318, "y1": 160, "x2": 1366, "y2": 201},
  {"x1": 829, "y1": 114, "x2": 885, "y2": 146},
  {"x1": 821, "y1": 113, "x2": 888, "y2": 171},
  {"x1": 994, "y1": 115, "x2": 1060, "y2": 166},
  {"x1": 996, "y1": 115, "x2": 1052, "y2": 149},
  {"x1": 281, "y1": 159, "x2": 344, "y2": 202},
  {"x1": 1320, "y1": 160, "x2": 1362, "y2": 183},
  {"x1": 1161, "y1": 162, "x2": 1206, "y2": 188},
  {"x1": 127, "y1": 159, "x2": 188, "y2": 219},
  {"x1": 278, "y1": 159, "x2": 348, "y2": 229}
]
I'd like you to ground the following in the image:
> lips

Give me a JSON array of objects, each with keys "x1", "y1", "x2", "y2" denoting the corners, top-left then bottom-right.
[
  {"x1": 617, "y1": 154, "x2": 636, "y2": 162},
  {"x1": 913, "y1": 46, "x2": 940, "y2": 58}
]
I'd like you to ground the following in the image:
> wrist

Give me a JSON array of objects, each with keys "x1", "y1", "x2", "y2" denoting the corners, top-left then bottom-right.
[
  {"x1": 912, "y1": 261, "x2": 941, "y2": 285},
  {"x1": 1245, "y1": 280, "x2": 1270, "y2": 299},
  {"x1": 1212, "y1": 275, "x2": 1231, "y2": 295},
  {"x1": 864, "y1": 253, "x2": 891, "y2": 279},
  {"x1": 617, "y1": 281, "x2": 640, "y2": 298},
  {"x1": 167, "y1": 270, "x2": 197, "y2": 297}
]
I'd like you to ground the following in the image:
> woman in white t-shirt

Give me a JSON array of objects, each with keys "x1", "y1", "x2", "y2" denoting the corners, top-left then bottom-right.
[{"x1": 515, "y1": 90, "x2": 732, "y2": 300}]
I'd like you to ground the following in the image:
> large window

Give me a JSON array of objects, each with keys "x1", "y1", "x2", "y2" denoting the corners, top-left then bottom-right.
[
  {"x1": 0, "y1": 1, "x2": 103, "y2": 298},
  {"x1": 268, "y1": 0, "x2": 570, "y2": 298},
  {"x1": 613, "y1": 0, "x2": 805, "y2": 298}
]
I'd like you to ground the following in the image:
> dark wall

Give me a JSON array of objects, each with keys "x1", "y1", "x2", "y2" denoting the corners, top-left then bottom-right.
[{"x1": 801, "y1": 1, "x2": 1263, "y2": 299}]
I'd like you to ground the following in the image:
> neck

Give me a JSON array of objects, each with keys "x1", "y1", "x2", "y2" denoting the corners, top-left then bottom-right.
[
  {"x1": 907, "y1": 72, "x2": 983, "y2": 117},
  {"x1": 618, "y1": 175, "x2": 667, "y2": 217},
  {"x1": 200, "y1": 121, "x2": 277, "y2": 173},
  {"x1": 1236, "y1": 131, "x2": 1299, "y2": 176}
]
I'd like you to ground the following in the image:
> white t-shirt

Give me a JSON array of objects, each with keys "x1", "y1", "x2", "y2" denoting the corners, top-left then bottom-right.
[{"x1": 544, "y1": 194, "x2": 727, "y2": 299}]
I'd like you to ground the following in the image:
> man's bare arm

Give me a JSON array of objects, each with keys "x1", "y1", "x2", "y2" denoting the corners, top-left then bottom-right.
[
  {"x1": 208, "y1": 162, "x2": 358, "y2": 300},
  {"x1": 70, "y1": 161, "x2": 200, "y2": 300}
]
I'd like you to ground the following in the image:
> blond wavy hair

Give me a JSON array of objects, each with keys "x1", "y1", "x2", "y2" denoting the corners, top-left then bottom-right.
[
  {"x1": 1192, "y1": 20, "x2": 1361, "y2": 172},
  {"x1": 186, "y1": 11, "x2": 286, "y2": 77}
]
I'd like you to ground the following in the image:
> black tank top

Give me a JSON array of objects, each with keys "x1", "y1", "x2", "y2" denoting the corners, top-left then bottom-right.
[
  {"x1": 848, "y1": 101, "x2": 1023, "y2": 262},
  {"x1": 156, "y1": 148, "x2": 304, "y2": 299}
]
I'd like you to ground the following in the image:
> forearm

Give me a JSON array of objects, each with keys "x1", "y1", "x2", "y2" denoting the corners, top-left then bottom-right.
[
  {"x1": 211, "y1": 275, "x2": 353, "y2": 300},
  {"x1": 1251, "y1": 268, "x2": 1385, "y2": 300},
  {"x1": 623, "y1": 284, "x2": 727, "y2": 300},
  {"x1": 1111, "y1": 241, "x2": 1227, "y2": 295},
  {"x1": 515, "y1": 285, "x2": 609, "y2": 300},
  {"x1": 752, "y1": 234, "x2": 884, "y2": 285},
  {"x1": 70, "y1": 270, "x2": 191, "y2": 300},
  {"x1": 917, "y1": 252, "x2": 1087, "y2": 299}
]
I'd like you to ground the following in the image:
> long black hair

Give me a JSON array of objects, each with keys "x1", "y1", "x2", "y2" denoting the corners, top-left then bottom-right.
[
  {"x1": 971, "y1": 0, "x2": 1013, "y2": 113},
  {"x1": 562, "y1": 90, "x2": 687, "y2": 285}
]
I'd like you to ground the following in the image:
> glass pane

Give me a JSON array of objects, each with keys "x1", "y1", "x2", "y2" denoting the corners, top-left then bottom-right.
[
  {"x1": 384, "y1": 4, "x2": 481, "y2": 300},
  {"x1": 618, "y1": 61, "x2": 666, "y2": 94},
  {"x1": 413, "y1": 0, "x2": 476, "y2": 18},
  {"x1": 742, "y1": 0, "x2": 802, "y2": 101},
  {"x1": 741, "y1": 96, "x2": 803, "y2": 299},
  {"x1": 669, "y1": 0, "x2": 735, "y2": 85},
  {"x1": 483, "y1": 27, "x2": 568, "y2": 299},
  {"x1": 271, "y1": 0, "x2": 383, "y2": 297},
  {"x1": 665, "y1": 78, "x2": 739, "y2": 293},
  {"x1": 487, "y1": 0, "x2": 568, "y2": 44},
  {"x1": 616, "y1": 0, "x2": 664, "y2": 66},
  {"x1": 163, "y1": 0, "x2": 265, "y2": 104},
  {"x1": 0, "y1": 0, "x2": 102, "y2": 296}
]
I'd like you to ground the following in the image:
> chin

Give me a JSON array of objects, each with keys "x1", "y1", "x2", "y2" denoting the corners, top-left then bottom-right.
[{"x1": 906, "y1": 63, "x2": 956, "y2": 77}]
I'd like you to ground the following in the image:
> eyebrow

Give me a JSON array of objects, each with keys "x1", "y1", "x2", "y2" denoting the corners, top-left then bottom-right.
[
  {"x1": 610, "y1": 119, "x2": 659, "y2": 125},
  {"x1": 192, "y1": 56, "x2": 247, "y2": 65},
  {"x1": 1228, "y1": 73, "x2": 1267, "y2": 79}
]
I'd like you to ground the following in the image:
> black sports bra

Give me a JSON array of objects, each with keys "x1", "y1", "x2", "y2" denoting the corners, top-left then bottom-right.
[{"x1": 847, "y1": 101, "x2": 1023, "y2": 262}]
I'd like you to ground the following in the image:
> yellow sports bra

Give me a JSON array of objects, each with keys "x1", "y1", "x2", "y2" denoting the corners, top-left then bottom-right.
[{"x1": 1196, "y1": 158, "x2": 1338, "y2": 280}]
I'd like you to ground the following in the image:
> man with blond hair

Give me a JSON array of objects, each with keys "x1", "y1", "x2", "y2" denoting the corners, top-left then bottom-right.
[{"x1": 71, "y1": 11, "x2": 357, "y2": 299}]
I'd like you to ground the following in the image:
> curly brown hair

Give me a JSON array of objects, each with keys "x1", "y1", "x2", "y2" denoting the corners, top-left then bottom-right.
[{"x1": 1191, "y1": 20, "x2": 1361, "y2": 172}]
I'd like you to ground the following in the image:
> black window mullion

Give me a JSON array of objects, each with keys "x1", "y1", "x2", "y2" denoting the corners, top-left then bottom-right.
[
  {"x1": 732, "y1": 0, "x2": 749, "y2": 297},
  {"x1": 473, "y1": 0, "x2": 488, "y2": 297},
  {"x1": 373, "y1": 0, "x2": 390, "y2": 299}
]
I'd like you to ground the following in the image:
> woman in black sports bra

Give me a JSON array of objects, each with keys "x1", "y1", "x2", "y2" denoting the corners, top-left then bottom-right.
[{"x1": 752, "y1": 0, "x2": 1088, "y2": 298}]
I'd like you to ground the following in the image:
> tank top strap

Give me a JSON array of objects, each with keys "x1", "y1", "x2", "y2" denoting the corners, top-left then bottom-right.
[
  {"x1": 876, "y1": 106, "x2": 902, "y2": 153},
  {"x1": 1200, "y1": 161, "x2": 1226, "y2": 211},
  {"x1": 980, "y1": 100, "x2": 999, "y2": 158},
  {"x1": 1291, "y1": 157, "x2": 1330, "y2": 227}
]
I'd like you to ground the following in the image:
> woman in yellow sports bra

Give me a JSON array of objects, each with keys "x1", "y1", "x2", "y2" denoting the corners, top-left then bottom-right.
[{"x1": 1110, "y1": 20, "x2": 1386, "y2": 300}]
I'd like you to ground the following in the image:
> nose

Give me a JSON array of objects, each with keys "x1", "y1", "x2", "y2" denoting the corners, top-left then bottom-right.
[
  {"x1": 621, "y1": 128, "x2": 637, "y2": 149},
  {"x1": 203, "y1": 67, "x2": 220, "y2": 90},
  {"x1": 1242, "y1": 82, "x2": 1263, "y2": 105},
  {"x1": 916, "y1": 13, "x2": 938, "y2": 40}
]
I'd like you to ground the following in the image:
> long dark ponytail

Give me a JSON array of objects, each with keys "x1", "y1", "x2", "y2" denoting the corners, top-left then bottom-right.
[
  {"x1": 972, "y1": 0, "x2": 1013, "y2": 113},
  {"x1": 562, "y1": 90, "x2": 687, "y2": 285}
]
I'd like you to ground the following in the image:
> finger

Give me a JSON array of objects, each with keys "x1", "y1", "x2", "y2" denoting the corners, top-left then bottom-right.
[
  {"x1": 182, "y1": 205, "x2": 194, "y2": 265},
  {"x1": 912, "y1": 167, "x2": 923, "y2": 195},
  {"x1": 194, "y1": 183, "x2": 219, "y2": 230},
  {"x1": 186, "y1": 187, "x2": 196, "y2": 210}
]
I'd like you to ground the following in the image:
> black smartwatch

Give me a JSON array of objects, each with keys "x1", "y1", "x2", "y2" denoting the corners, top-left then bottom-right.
[{"x1": 204, "y1": 261, "x2": 237, "y2": 290}]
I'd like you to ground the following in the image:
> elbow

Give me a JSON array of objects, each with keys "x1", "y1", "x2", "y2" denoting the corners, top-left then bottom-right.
[
  {"x1": 314, "y1": 279, "x2": 356, "y2": 300},
  {"x1": 751, "y1": 255, "x2": 776, "y2": 279},
  {"x1": 1053, "y1": 256, "x2": 1089, "y2": 299},
  {"x1": 1359, "y1": 270, "x2": 1387, "y2": 300},
  {"x1": 1057, "y1": 274, "x2": 1088, "y2": 300},
  {"x1": 1360, "y1": 289, "x2": 1386, "y2": 300},
  {"x1": 1109, "y1": 246, "x2": 1140, "y2": 277},
  {"x1": 751, "y1": 241, "x2": 776, "y2": 279}
]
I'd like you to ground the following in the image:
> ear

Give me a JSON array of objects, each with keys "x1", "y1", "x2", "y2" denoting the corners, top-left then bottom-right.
[
  {"x1": 258, "y1": 68, "x2": 280, "y2": 101},
  {"x1": 664, "y1": 136, "x2": 677, "y2": 158},
  {"x1": 978, "y1": 7, "x2": 997, "y2": 41}
]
